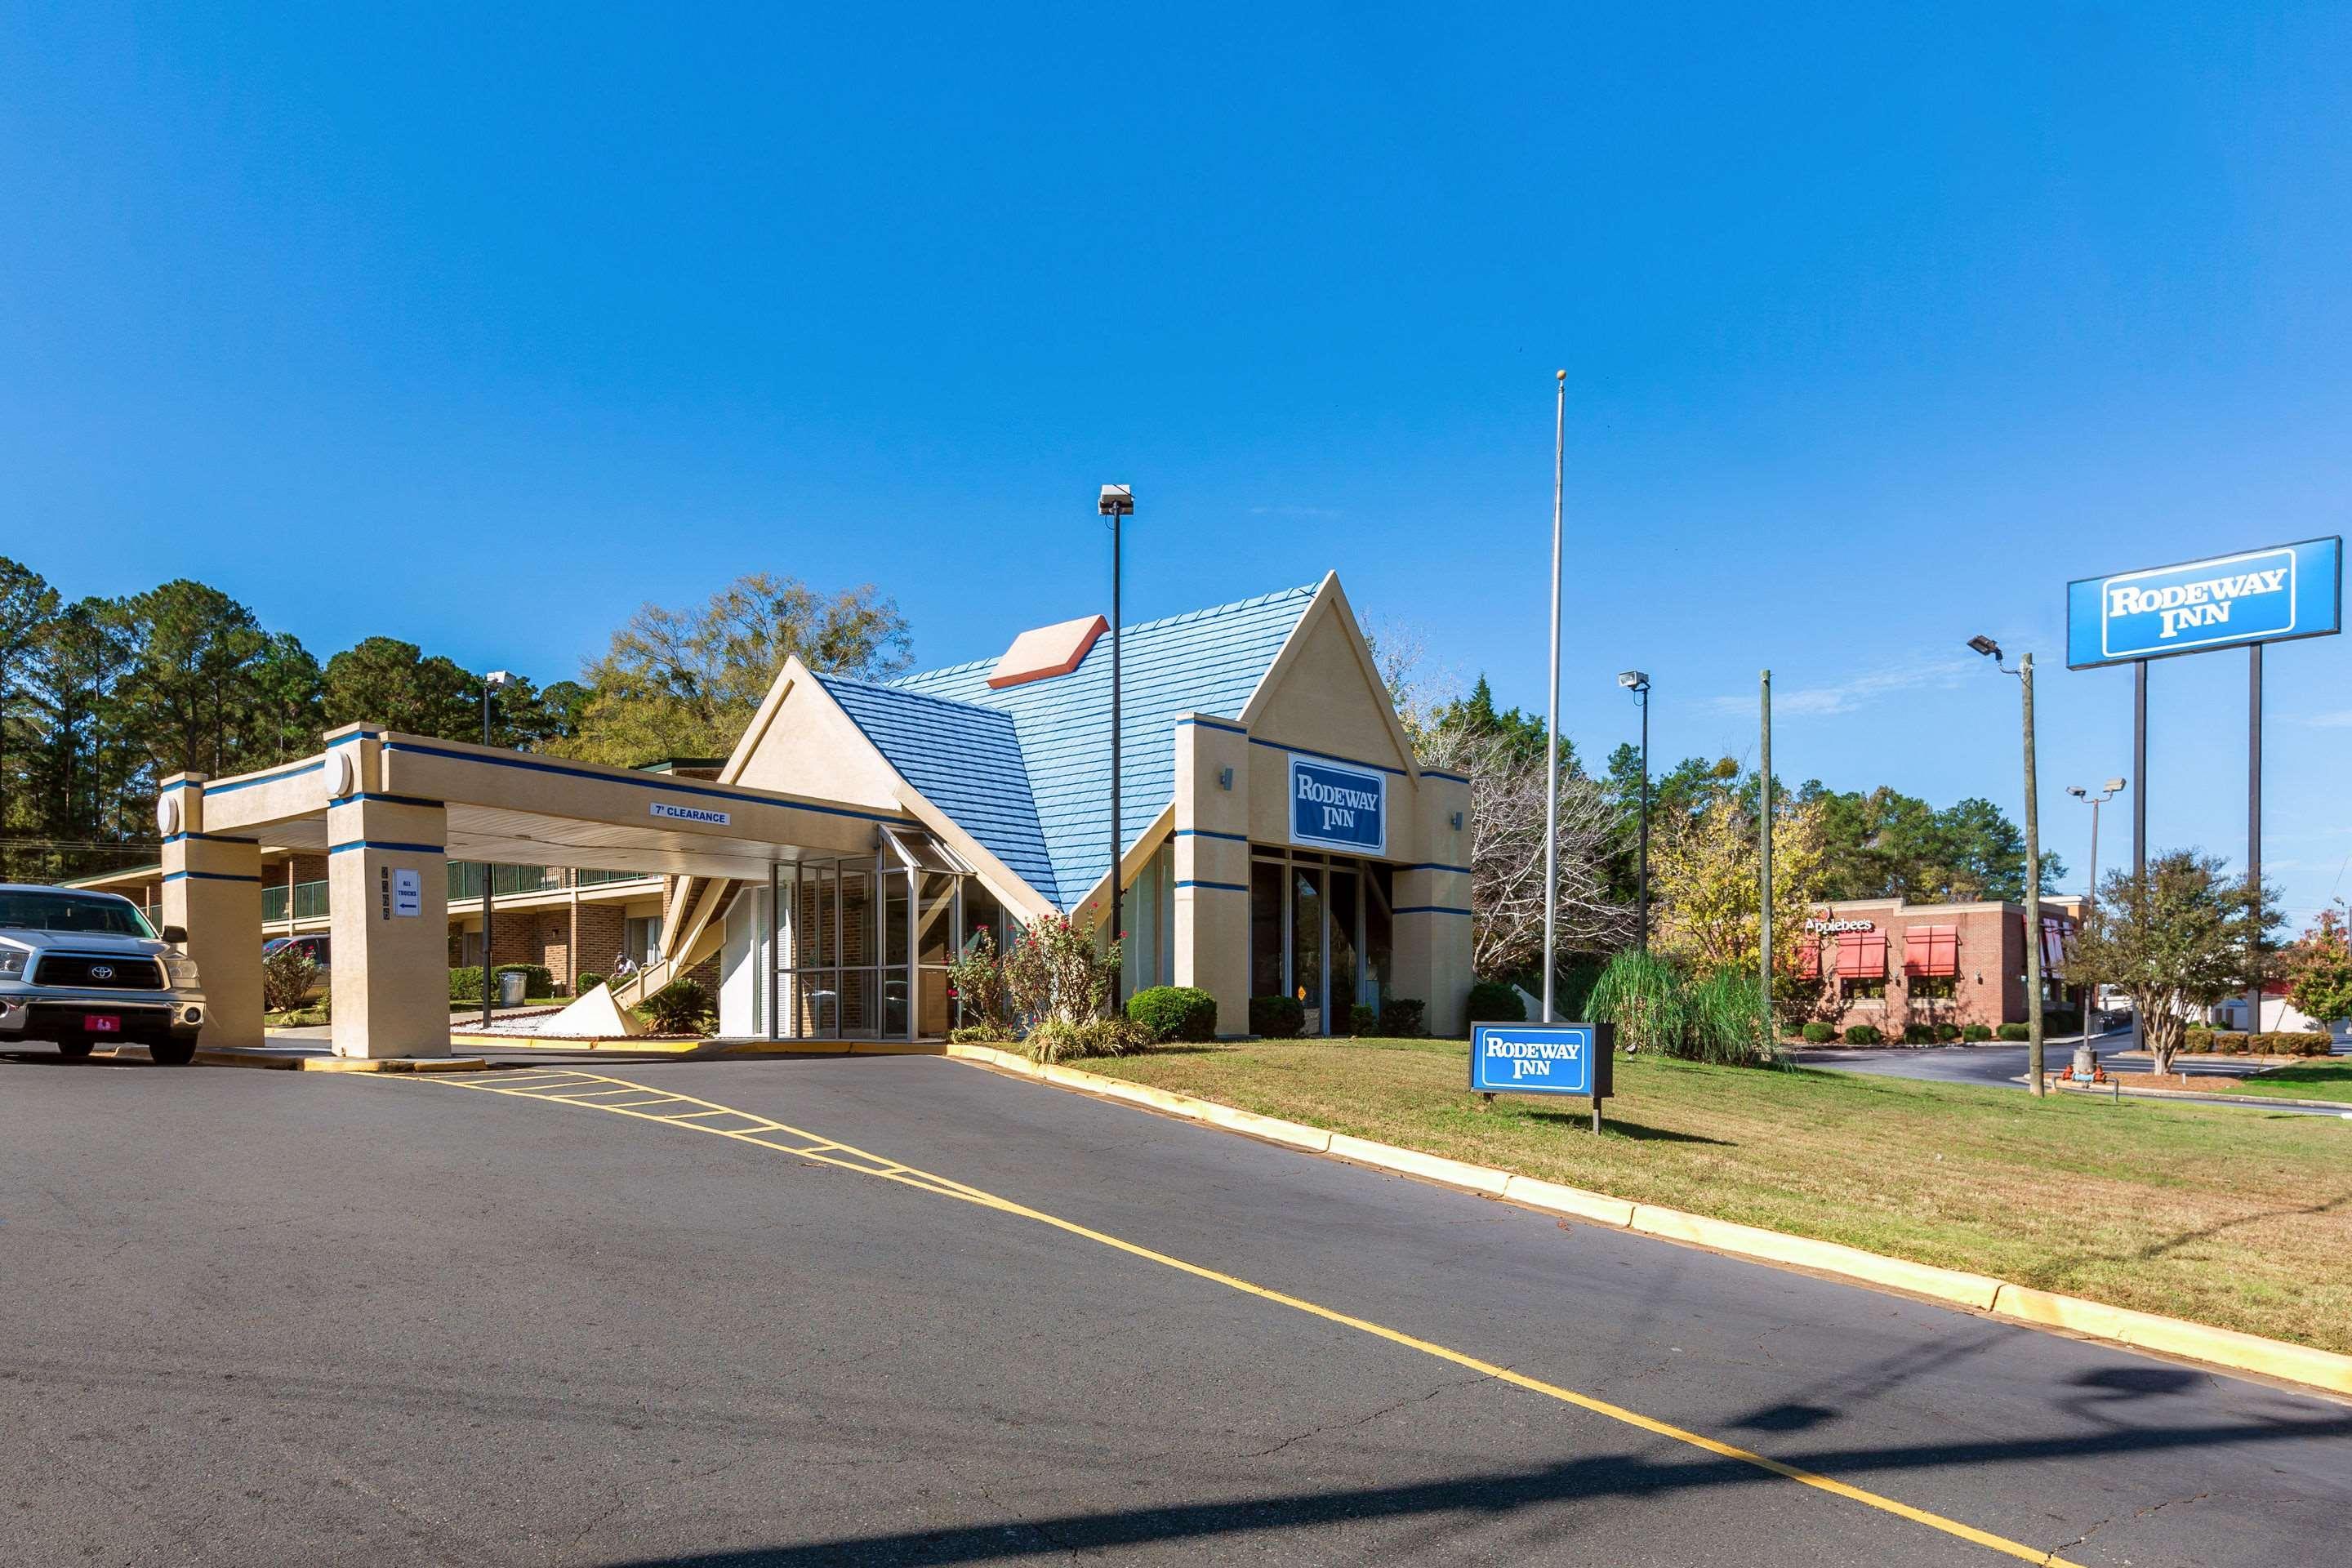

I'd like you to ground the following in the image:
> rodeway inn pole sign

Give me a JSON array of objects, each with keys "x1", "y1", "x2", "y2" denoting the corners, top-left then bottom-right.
[{"x1": 2066, "y1": 537, "x2": 2341, "y2": 669}]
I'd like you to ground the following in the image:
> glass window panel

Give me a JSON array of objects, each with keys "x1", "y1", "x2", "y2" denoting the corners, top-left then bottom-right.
[
  {"x1": 1365, "y1": 864, "x2": 1394, "y2": 1007},
  {"x1": 840, "y1": 869, "x2": 874, "y2": 970},
  {"x1": 917, "y1": 874, "x2": 956, "y2": 966},
  {"x1": 1292, "y1": 865, "x2": 1324, "y2": 1019},
  {"x1": 916, "y1": 966, "x2": 955, "y2": 1039},
  {"x1": 885, "y1": 871, "x2": 911, "y2": 968},
  {"x1": 837, "y1": 968, "x2": 877, "y2": 1037},
  {"x1": 1329, "y1": 866, "x2": 1360, "y2": 1019},
  {"x1": 963, "y1": 881, "x2": 1005, "y2": 955},
  {"x1": 1251, "y1": 860, "x2": 1285, "y2": 997}
]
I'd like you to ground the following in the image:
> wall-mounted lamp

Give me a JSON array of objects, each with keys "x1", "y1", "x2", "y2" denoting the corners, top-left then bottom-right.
[
  {"x1": 1450, "y1": 811, "x2": 1464, "y2": 831},
  {"x1": 1217, "y1": 766, "x2": 1233, "y2": 791}
]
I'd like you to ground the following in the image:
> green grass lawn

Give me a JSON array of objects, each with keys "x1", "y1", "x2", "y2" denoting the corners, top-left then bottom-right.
[
  {"x1": 1074, "y1": 1036, "x2": 2352, "y2": 1354},
  {"x1": 2216, "y1": 1061, "x2": 2352, "y2": 1105}
]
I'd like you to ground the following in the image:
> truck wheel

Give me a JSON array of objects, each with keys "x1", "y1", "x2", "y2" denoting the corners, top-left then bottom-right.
[
  {"x1": 56, "y1": 1038, "x2": 95, "y2": 1060},
  {"x1": 149, "y1": 1039, "x2": 197, "y2": 1067}
]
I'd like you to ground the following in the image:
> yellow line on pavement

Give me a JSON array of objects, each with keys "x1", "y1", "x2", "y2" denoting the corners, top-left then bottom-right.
[{"x1": 412, "y1": 1067, "x2": 2082, "y2": 1567}]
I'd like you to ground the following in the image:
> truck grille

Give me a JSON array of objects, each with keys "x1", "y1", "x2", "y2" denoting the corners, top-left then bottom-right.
[{"x1": 33, "y1": 955, "x2": 167, "y2": 991}]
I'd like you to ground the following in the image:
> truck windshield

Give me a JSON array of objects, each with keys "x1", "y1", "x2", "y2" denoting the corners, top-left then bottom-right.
[{"x1": 0, "y1": 891, "x2": 156, "y2": 938}]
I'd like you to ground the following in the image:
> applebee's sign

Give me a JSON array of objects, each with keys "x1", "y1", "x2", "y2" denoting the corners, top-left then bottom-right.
[{"x1": 1802, "y1": 913, "x2": 1873, "y2": 935}]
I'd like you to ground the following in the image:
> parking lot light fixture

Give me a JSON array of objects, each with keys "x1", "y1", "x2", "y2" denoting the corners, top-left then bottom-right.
[{"x1": 1969, "y1": 635, "x2": 2045, "y2": 1094}]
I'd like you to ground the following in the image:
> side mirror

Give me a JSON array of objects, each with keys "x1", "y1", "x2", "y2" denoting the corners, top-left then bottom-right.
[{"x1": 160, "y1": 925, "x2": 189, "y2": 946}]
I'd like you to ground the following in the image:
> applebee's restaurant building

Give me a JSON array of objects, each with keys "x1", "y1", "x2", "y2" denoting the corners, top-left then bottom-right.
[
  {"x1": 1798, "y1": 896, "x2": 2085, "y2": 1034},
  {"x1": 698, "y1": 574, "x2": 1476, "y2": 1040}
]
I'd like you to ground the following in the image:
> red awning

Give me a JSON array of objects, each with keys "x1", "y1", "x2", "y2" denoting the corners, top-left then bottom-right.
[
  {"x1": 1834, "y1": 932, "x2": 1886, "y2": 979},
  {"x1": 1904, "y1": 924, "x2": 1958, "y2": 978}
]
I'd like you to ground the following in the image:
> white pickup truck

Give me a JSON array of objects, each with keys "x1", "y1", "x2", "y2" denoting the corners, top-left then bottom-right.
[{"x1": 0, "y1": 885, "x2": 207, "y2": 1065}]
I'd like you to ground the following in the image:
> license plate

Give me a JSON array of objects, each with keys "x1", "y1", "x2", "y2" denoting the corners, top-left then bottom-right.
[{"x1": 85, "y1": 1014, "x2": 121, "y2": 1034}]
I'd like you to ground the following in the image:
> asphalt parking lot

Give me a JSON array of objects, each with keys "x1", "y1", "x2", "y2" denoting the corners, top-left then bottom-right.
[{"x1": 2, "y1": 1048, "x2": 2345, "y2": 1566}]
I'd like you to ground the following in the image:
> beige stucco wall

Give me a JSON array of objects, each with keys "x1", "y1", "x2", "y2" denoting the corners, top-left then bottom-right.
[
  {"x1": 158, "y1": 773, "x2": 265, "y2": 1051},
  {"x1": 1171, "y1": 717, "x2": 1253, "y2": 1035},
  {"x1": 327, "y1": 795, "x2": 452, "y2": 1059}
]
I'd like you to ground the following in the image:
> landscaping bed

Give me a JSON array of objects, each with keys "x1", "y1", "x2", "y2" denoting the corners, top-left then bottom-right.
[{"x1": 1071, "y1": 1036, "x2": 2352, "y2": 1354}]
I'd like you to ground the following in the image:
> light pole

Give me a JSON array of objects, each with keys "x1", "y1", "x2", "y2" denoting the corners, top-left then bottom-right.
[
  {"x1": 1618, "y1": 670, "x2": 1650, "y2": 950},
  {"x1": 1542, "y1": 370, "x2": 1565, "y2": 1021},
  {"x1": 1098, "y1": 484, "x2": 1133, "y2": 1012},
  {"x1": 1969, "y1": 635, "x2": 2044, "y2": 1094},
  {"x1": 479, "y1": 670, "x2": 514, "y2": 1029},
  {"x1": 2066, "y1": 777, "x2": 2126, "y2": 1045}
]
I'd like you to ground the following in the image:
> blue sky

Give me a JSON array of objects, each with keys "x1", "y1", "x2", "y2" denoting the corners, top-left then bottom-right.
[{"x1": 5, "y1": 4, "x2": 2350, "y2": 926}]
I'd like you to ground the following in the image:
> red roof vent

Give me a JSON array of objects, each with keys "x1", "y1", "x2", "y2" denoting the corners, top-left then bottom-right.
[{"x1": 987, "y1": 614, "x2": 1107, "y2": 690}]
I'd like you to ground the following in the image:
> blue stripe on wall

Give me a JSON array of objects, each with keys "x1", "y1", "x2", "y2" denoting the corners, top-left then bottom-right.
[
  {"x1": 327, "y1": 840, "x2": 446, "y2": 855},
  {"x1": 162, "y1": 870, "x2": 263, "y2": 884},
  {"x1": 1174, "y1": 879, "x2": 1250, "y2": 893},
  {"x1": 1393, "y1": 904, "x2": 1472, "y2": 916},
  {"x1": 1174, "y1": 829, "x2": 1250, "y2": 842},
  {"x1": 1401, "y1": 862, "x2": 1473, "y2": 875},
  {"x1": 1174, "y1": 716, "x2": 1247, "y2": 735},
  {"x1": 327, "y1": 791, "x2": 443, "y2": 809}
]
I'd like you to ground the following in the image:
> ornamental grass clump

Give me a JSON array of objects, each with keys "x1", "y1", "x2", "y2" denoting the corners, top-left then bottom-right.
[{"x1": 1587, "y1": 948, "x2": 1687, "y2": 1057}]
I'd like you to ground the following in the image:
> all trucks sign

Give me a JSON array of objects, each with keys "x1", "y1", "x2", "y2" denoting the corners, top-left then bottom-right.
[
  {"x1": 1288, "y1": 755, "x2": 1387, "y2": 853},
  {"x1": 2067, "y1": 537, "x2": 2341, "y2": 668}
]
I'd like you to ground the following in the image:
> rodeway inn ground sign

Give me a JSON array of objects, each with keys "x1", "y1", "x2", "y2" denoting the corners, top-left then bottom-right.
[
  {"x1": 2066, "y1": 537, "x2": 2341, "y2": 669},
  {"x1": 1469, "y1": 1022, "x2": 1615, "y2": 1100}
]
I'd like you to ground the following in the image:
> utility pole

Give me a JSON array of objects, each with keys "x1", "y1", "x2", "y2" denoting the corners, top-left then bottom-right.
[
  {"x1": 1759, "y1": 670, "x2": 1774, "y2": 1053},
  {"x1": 1542, "y1": 370, "x2": 1565, "y2": 1022}
]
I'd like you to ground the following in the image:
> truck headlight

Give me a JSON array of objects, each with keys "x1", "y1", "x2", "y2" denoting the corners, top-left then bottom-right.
[
  {"x1": 166, "y1": 958, "x2": 202, "y2": 988},
  {"x1": 0, "y1": 950, "x2": 24, "y2": 978}
]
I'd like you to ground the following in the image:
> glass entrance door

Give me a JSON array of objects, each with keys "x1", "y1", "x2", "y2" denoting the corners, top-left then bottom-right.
[
  {"x1": 1290, "y1": 864, "x2": 1324, "y2": 1034},
  {"x1": 1253, "y1": 850, "x2": 1389, "y2": 1035}
]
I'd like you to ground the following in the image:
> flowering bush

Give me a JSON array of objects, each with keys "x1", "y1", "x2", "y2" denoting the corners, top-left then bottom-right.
[
  {"x1": 1004, "y1": 912, "x2": 1121, "y2": 1030},
  {"x1": 947, "y1": 928, "x2": 1009, "y2": 1036}
]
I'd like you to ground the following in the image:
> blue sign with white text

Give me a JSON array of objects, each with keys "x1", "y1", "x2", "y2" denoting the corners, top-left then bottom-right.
[
  {"x1": 2067, "y1": 537, "x2": 2341, "y2": 669},
  {"x1": 1470, "y1": 1022, "x2": 1613, "y2": 1098},
  {"x1": 1289, "y1": 755, "x2": 1387, "y2": 853}
]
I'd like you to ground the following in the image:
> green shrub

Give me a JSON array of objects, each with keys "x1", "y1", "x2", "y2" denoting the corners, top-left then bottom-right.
[
  {"x1": 2212, "y1": 1031, "x2": 2250, "y2": 1054},
  {"x1": 1377, "y1": 997, "x2": 1425, "y2": 1037},
  {"x1": 948, "y1": 929, "x2": 1009, "y2": 1036},
  {"x1": 1465, "y1": 979, "x2": 1526, "y2": 1026},
  {"x1": 573, "y1": 970, "x2": 606, "y2": 994},
  {"x1": 1843, "y1": 1024, "x2": 1882, "y2": 1045},
  {"x1": 262, "y1": 943, "x2": 321, "y2": 1013},
  {"x1": 1901, "y1": 1022, "x2": 1936, "y2": 1045},
  {"x1": 1348, "y1": 1003, "x2": 1379, "y2": 1037},
  {"x1": 1962, "y1": 1023, "x2": 1992, "y2": 1040},
  {"x1": 1126, "y1": 986, "x2": 1218, "y2": 1043},
  {"x1": 640, "y1": 978, "x2": 714, "y2": 1036},
  {"x1": 1684, "y1": 968, "x2": 1779, "y2": 1066},
  {"x1": 2252, "y1": 1030, "x2": 2332, "y2": 1056},
  {"x1": 1250, "y1": 996, "x2": 1305, "y2": 1039},
  {"x1": 947, "y1": 1024, "x2": 1009, "y2": 1045},
  {"x1": 1588, "y1": 949, "x2": 1689, "y2": 1056},
  {"x1": 1996, "y1": 1022, "x2": 2029, "y2": 1041},
  {"x1": 448, "y1": 964, "x2": 555, "y2": 1003},
  {"x1": 1934, "y1": 1022, "x2": 1962, "y2": 1042},
  {"x1": 1022, "y1": 1016, "x2": 1150, "y2": 1063},
  {"x1": 1800, "y1": 1022, "x2": 1836, "y2": 1044}
]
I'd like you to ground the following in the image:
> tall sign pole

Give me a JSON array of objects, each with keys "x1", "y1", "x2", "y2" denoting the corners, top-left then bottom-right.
[
  {"x1": 1541, "y1": 370, "x2": 1565, "y2": 1022},
  {"x1": 1759, "y1": 670, "x2": 1773, "y2": 1051},
  {"x1": 2131, "y1": 658, "x2": 2147, "y2": 1054},
  {"x1": 2021, "y1": 653, "x2": 2044, "y2": 1094},
  {"x1": 2247, "y1": 644, "x2": 2264, "y2": 1028}
]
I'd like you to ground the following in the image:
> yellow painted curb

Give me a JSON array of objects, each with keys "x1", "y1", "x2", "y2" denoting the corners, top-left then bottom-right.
[
  {"x1": 448, "y1": 1032, "x2": 701, "y2": 1053},
  {"x1": 946, "y1": 1042, "x2": 1041, "y2": 1077},
  {"x1": 1993, "y1": 1286, "x2": 2352, "y2": 1396},
  {"x1": 1327, "y1": 1134, "x2": 1512, "y2": 1196},
  {"x1": 1631, "y1": 1206, "x2": 2004, "y2": 1312},
  {"x1": 1501, "y1": 1174, "x2": 1637, "y2": 1228}
]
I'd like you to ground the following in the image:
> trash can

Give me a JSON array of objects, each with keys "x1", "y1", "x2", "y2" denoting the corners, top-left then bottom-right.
[{"x1": 497, "y1": 969, "x2": 528, "y2": 1008}]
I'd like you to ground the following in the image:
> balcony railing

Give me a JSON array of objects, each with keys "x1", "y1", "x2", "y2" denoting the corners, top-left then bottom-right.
[
  {"x1": 446, "y1": 865, "x2": 659, "y2": 902},
  {"x1": 263, "y1": 879, "x2": 330, "y2": 923}
]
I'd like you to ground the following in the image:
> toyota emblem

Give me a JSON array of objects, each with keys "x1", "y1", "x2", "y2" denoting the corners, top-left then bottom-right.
[{"x1": 90, "y1": 964, "x2": 114, "y2": 980}]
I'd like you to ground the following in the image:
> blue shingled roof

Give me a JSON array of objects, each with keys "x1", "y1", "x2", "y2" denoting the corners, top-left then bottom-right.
[{"x1": 818, "y1": 585, "x2": 1316, "y2": 912}]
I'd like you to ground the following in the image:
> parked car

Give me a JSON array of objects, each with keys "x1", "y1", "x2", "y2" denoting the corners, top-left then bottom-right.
[
  {"x1": 263, "y1": 933, "x2": 332, "y2": 968},
  {"x1": 0, "y1": 884, "x2": 207, "y2": 1064}
]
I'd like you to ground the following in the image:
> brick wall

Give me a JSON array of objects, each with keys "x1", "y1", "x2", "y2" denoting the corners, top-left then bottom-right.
[{"x1": 1804, "y1": 899, "x2": 2077, "y2": 1036}]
